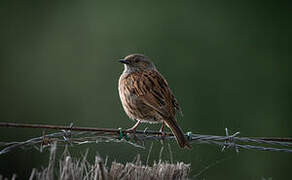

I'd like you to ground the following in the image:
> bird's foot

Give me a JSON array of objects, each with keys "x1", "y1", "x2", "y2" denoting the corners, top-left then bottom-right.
[
  {"x1": 159, "y1": 123, "x2": 166, "y2": 140},
  {"x1": 126, "y1": 120, "x2": 141, "y2": 140}
]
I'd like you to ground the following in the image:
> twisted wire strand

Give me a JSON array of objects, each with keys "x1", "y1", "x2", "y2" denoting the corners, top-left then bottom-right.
[{"x1": 0, "y1": 122, "x2": 291, "y2": 154}]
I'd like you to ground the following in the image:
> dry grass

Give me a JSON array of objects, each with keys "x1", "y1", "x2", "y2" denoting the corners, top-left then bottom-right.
[{"x1": 19, "y1": 143, "x2": 190, "y2": 180}]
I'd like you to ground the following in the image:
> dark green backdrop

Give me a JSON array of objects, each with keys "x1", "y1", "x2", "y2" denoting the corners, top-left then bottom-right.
[{"x1": 1, "y1": 1, "x2": 291, "y2": 179}]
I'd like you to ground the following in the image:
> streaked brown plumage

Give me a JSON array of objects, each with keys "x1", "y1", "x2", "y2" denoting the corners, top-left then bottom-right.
[{"x1": 118, "y1": 54, "x2": 191, "y2": 149}]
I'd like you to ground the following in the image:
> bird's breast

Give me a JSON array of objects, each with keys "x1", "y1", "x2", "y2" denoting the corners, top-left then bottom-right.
[{"x1": 119, "y1": 74, "x2": 139, "y2": 119}]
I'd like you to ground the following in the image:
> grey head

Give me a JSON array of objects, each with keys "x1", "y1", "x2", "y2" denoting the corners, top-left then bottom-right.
[{"x1": 119, "y1": 54, "x2": 156, "y2": 73}]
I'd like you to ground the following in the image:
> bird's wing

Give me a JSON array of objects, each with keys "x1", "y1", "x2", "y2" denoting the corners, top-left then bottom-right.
[{"x1": 131, "y1": 70, "x2": 178, "y2": 118}]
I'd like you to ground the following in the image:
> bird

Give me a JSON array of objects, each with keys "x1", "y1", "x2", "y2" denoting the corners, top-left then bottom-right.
[{"x1": 118, "y1": 54, "x2": 191, "y2": 149}]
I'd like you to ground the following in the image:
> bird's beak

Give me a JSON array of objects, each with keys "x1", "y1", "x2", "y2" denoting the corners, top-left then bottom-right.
[{"x1": 119, "y1": 59, "x2": 129, "y2": 64}]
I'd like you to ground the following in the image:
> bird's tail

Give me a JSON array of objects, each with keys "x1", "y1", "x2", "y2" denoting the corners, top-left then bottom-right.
[{"x1": 164, "y1": 117, "x2": 192, "y2": 150}]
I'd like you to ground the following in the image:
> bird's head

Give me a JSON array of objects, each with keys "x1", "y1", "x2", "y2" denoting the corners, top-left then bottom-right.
[{"x1": 119, "y1": 54, "x2": 155, "y2": 73}]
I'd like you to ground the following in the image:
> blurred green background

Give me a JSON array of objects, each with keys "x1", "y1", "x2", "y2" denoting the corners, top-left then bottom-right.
[{"x1": 0, "y1": 1, "x2": 291, "y2": 179}]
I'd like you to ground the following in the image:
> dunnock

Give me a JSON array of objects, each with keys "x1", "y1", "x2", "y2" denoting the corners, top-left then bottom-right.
[{"x1": 118, "y1": 54, "x2": 191, "y2": 149}]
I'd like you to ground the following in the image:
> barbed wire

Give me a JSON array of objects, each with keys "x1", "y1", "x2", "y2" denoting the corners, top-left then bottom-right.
[{"x1": 0, "y1": 122, "x2": 292, "y2": 154}]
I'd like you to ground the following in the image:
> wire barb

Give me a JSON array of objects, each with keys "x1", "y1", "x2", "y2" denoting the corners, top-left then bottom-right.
[
  {"x1": 118, "y1": 128, "x2": 129, "y2": 141},
  {"x1": 186, "y1": 131, "x2": 193, "y2": 141},
  {"x1": 61, "y1": 123, "x2": 74, "y2": 142},
  {"x1": 221, "y1": 128, "x2": 240, "y2": 153}
]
